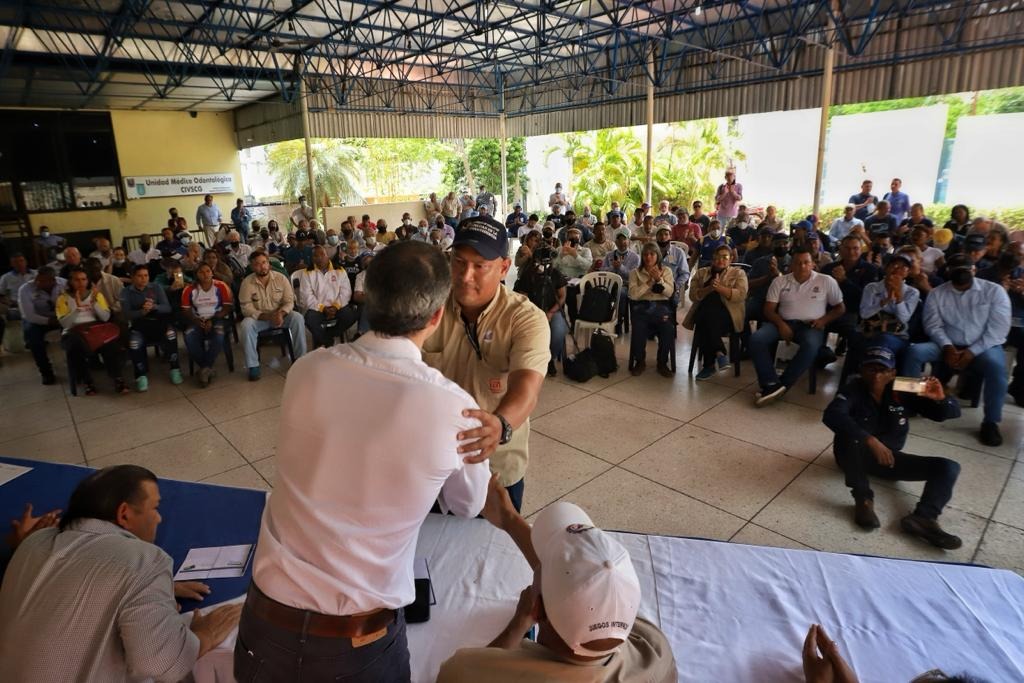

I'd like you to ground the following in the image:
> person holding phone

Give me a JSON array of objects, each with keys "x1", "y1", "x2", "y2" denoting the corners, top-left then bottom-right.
[
  {"x1": 121, "y1": 264, "x2": 183, "y2": 392},
  {"x1": 822, "y1": 346, "x2": 963, "y2": 549}
]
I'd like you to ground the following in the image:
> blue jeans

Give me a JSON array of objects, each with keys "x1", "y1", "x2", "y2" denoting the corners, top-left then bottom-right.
[
  {"x1": 549, "y1": 311, "x2": 568, "y2": 362},
  {"x1": 902, "y1": 343, "x2": 1006, "y2": 423},
  {"x1": 184, "y1": 320, "x2": 225, "y2": 369},
  {"x1": 23, "y1": 322, "x2": 60, "y2": 377},
  {"x1": 750, "y1": 320, "x2": 824, "y2": 390},
  {"x1": 239, "y1": 313, "x2": 307, "y2": 369},
  {"x1": 505, "y1": 478, "x2": 524, "y2": 513},
  {"x1": 128, "y1": 318, "x2": 179, "y2": 378},
  {"x1": 235, "y1": 587, "x2": 410, "y2": 683},
  {"x1": 629, "y1": 301, "x2": 674, "y2": 367}
]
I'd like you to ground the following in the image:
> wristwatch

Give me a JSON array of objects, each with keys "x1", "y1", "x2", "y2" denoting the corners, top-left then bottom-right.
[{"x1": 496, "y1": 413, "x2": 513, "y2": 445}]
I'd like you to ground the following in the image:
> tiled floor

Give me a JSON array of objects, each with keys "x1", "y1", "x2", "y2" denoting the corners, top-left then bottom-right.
[{"x1": 1, "y1": 322, "x2": 1021, "y2": 576}]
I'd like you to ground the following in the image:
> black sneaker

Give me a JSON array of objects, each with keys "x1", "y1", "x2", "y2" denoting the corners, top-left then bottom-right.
[
  {"x1": 900, "y1": 513, "x2": 962, "y2": 550},
  {"x1": 41, "y1": 372, "x2": 57, "y2": 386},
  {"x1": 816, "y1": 347, "x2": 837, "y2": 369},
  {"x1": 979, "y1": 421, "x2": 1003, "y2": 448},
  {"x1": 547, "y1": 360, "x2": 557, "y2": 378}
]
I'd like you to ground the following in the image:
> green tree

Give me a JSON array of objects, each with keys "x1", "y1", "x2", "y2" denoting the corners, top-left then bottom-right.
[
  {"x1": 355, "y1": 137, "x2": 452, "y2": 200},
  {"x1": 654, "y1": 120, "x2": 746, "y2": 207},
  {"x1": 441, "y1": 138, "x2": 529, "y2": 204},
  {"x1": 266, "y1": 139, "x2": 364, "y2": 209},
  {"x1": 566, "y1": 128, "x2": 645, "y2": 215}
]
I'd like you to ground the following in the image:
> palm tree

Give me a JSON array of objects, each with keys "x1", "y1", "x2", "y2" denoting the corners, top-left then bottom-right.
[
  {"x1": 564, "y1": 128, "x2": 645, "y2": 216},
  {"x1": 266, "y1": 139, "x2": 364, "y2": 210},
  {"x1": 654, "y1": 120, "x2": 746, "y2": 206}
]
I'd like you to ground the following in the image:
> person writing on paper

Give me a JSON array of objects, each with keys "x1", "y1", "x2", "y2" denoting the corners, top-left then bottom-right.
[
  {"x1": 0, "y1": 465, "x2": 241, "y2": 682},
  {"x1": 236, "y1": 241, "x2": 491, "y2": 682},
  {"x1": 438, "y1": 477, "x2": 677, "y2": 682}
]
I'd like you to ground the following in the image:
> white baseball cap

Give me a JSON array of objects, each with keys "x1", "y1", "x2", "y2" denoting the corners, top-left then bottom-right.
[{"x1": 531, "y1": 502, "x2": 641, "y2": 657}]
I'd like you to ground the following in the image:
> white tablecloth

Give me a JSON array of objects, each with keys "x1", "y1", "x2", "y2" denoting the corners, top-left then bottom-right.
[
  {"x1": 199, "y1": 515, "x2": 1024, "y2": 683},
  {"x1": 408, "y1": 516, "x2": 1024, "y2": 683}
]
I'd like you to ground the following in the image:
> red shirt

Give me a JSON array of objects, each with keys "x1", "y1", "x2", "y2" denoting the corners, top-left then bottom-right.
[{"x1": 672, "y1": 222, "x2": 702, "y2": 248}]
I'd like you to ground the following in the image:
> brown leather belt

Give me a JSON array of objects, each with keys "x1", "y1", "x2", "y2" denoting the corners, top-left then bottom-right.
[{"x1": 246, "y1": 584, "x2": 396, "y2": 639}]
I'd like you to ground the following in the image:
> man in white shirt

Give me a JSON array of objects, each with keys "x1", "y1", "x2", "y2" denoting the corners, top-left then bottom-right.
[
  {"x1": 0, "y1": 465, "x2": 241, "y2": 682},
  {"x1": 653, "y1": 199, "x2": 677, "y2": 227},
  {"x1": 236, "y1": 241, "x2": 490, "y2": 682},
  {"x1": 548, "y1": 183, "x2": 568, "y2": 211},
  {"x1": 0, "y1": 252, "x2": 36, "y2": 314},
  {"x1": 829, "y1": 204, "x2": 864, "y2": 242},
  {"x1": 128, "y1": 233, "x2": 161, "y2": 268},
  {"x1": 751, "y1": 247, "x2": 845, "y2": 405},
  {"x1": 289, "y1": 195, "x2": 315, "y2": 229},
  {"x1": 195, "y1": 194, "x2": 223, "y2": 246},
  {"x1": 298, "y1": 245, "x2": 357, "y2": 348}
]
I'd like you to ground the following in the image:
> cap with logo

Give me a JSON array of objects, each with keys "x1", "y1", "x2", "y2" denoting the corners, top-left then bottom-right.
[
  {"x1": 295, "y1": 229, "x2": 309, "y2": 241},
  {"x1": 861, "y1": 345, "x2": 896, "y2": 369},
  {"x1": 452, "y1": 216, "x2": 508, "y2": 260},
  {"x1": 531, "y1": 502, "x2": 641, "y2": 657}
]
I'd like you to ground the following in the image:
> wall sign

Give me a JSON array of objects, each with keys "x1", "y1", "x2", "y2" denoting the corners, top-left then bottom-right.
[{"x1": 124, "y1": 173, "x2": 235, "y2": 199}]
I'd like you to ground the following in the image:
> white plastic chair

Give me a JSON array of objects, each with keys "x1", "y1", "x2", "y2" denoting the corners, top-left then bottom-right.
[{"x1": 573, "y1": 271, "x2": 623, "y2": 350}]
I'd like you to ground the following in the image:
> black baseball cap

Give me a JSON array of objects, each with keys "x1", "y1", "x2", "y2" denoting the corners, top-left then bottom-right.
[
  {"x1": 295, "y1": 229, "x2": 309, "y2": 240},
  {"x1": 945, "y1": 253, "x2": 972, "y2": 270},
  {"x1": 772, "y1": 233, "x2": 790, "y2": 243},
  {"x1": 452, "y1": 216, "x2": 508, "y2": 260},
  {"x1": 861, "y1": 346, "x2": 896, "y2": 369}
]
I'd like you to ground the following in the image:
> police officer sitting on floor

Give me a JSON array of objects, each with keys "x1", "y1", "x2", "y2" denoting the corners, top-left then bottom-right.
[{"x1": 822, "y1": 346, "x2": 963, "y2": 550}]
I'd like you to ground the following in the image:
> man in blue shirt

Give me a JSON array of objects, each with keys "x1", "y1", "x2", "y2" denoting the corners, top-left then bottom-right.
[
  {"x1": 231, "y1": 199, "x2": 252, "y2": 242},
  {"x1": 697, "y1": 220, "x2": 733, "y2": 266},
  {"x1": 121, "y1": 264, "x2": 183, "y2": 392},
  {"x1": 848, "y1": 180, "x2": 878, "y2": 221},
  {"x1": 863, "y1": 200, "x2": 898, "y2": 237},
  {"x1": 902, "y1": 253, "x2": 1012, "y2": 447},
  {"x1": 882, "y1": 178, "x2": 910, "y2": 225},
  {"x1": 601, "y1": 232, "x2": 640, "y2": 335}
]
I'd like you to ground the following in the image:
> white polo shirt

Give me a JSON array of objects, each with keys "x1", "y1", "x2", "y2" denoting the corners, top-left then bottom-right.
[
  {"x1": 253, "y1": 336, "x2": 490, "y2": 615},
  {"x1": 766, "y1": 270, "x2": 843, "y2": 322}
]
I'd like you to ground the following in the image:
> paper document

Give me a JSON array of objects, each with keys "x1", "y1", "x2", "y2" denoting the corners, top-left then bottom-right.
[
  {"x1": 0, "y1": 463, "x2": 32, "y2": 487},
  {"x1": 175, "y1": 544, "x2": 253, "y2": 580}
]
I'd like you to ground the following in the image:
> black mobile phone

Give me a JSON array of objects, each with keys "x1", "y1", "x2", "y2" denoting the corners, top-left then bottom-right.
[{"x1": 406, "y1": 578, "x2": 431, "y2": 623}]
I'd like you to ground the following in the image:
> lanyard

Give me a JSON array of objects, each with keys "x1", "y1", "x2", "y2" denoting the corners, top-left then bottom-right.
[{"x1": 462, "y1": 316, "x2": 483, "y2": 360}]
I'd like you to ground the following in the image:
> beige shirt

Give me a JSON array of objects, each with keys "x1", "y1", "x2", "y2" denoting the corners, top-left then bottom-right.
[
  {"x1": 587, "y1": 239, "x2": 615, "y2": 261},
  {"x1": 628, "y1": 266, "x2": 675, "y2": 302},
  {"x1": 239, "y1": 269, "x2": 294, "y2": 319},
  {"x1": 93, "y1": 271, "x2": 124, "y2": 313},
  {"x1": 423, "y1": 286, "x2": 550, "y2": 486},
  {"x1": 437, "y1": 618, "x2": 677, "y2": 683}
]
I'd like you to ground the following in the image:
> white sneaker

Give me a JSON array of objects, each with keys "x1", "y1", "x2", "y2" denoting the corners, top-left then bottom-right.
[{"x1": 267, "y1": 356, "x2": 281, "y2": 370}]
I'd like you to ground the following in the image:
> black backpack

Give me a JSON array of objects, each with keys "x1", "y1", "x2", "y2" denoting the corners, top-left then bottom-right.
[
  {"x1": 577, "y1": 278, "x2": 618, "y2": 323},
  {"x1": 562, "y1": 332, "x2": 597, "y2": 382},
  {"x1": 590, "y1": 329, "x2": 618, "y2": 377}
]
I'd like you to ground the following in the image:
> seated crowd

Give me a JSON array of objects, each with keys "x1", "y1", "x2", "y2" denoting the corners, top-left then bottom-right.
[{"x1": 0, "y1": 180, "x2": 1013, "y2": 683}]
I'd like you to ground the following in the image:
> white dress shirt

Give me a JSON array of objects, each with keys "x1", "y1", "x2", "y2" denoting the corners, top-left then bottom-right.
[
  {"x1": 127, "y1": 246, "x2": 161, "y2": 266},
  {"x1": 253, "y1": 335, "x2": 490, "y2": 615},
  {"x1": 298, "y1": 263, "x2": 351, "y2": 311}
]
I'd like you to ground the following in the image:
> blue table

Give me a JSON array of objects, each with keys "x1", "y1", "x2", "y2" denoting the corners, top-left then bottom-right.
[{"x1": 0, "y1": 456, "x2": 266, "y2": 610}]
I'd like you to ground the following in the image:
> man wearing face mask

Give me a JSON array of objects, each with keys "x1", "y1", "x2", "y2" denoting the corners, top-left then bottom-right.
[
  {"x1": 655, "y1": 227, "x2": 690, "y2": 301},
  {"x1": 902, "y1": 253, "x2": 1011, "y2": 447},
  {"x1": 979, "y1": 243, "x2": 1024, "y2": 404},
  {"x1": 412, "y1": 220, "x2": 432, "y2": 243},
  {"x1": 697, "y1": 220, "x2": 734, "y2": 267},
  {"x1": 324, "y1": 229, "x2": 342, "y2": 259},
  {"x1": 34, "y1": 225, "x2": 66, "y2": 265},
  {"x1": 602, "y1": 232, "x2": 641, "y2": 335},
  {"x1": 289, "y1": 195, "x2": 315, "y2": 230}
]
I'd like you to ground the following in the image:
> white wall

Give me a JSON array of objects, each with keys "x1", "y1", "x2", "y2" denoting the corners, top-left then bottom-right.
[
  {"x1": 822, "y1": 105, "x2": 947, "y2": 206},
  {"x1": 735, "y1": 108, "x2": 821, "y2": 207},
  {"x1": 946, "y1": 112, "x2": 1024, "y2": 208}
]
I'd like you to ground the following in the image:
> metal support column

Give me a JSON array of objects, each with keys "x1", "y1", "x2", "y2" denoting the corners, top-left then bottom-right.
[
  {"x1": 498, "y1": 73, "x2": 508, "y2": 218},
  {"x1": 812, "y1": 21, "x2": 835, "y2": 216},
  {"x1": 299, "y1": 76, "x2": 317, "y2": 219},
  {"x1": 645, "y1": 46, "x2": 655, "y2": 204}
]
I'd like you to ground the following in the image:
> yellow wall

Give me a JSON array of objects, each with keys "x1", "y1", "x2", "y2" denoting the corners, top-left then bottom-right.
[{"x1": 29, "y1": 110, "x2": 242, "y2": 244}]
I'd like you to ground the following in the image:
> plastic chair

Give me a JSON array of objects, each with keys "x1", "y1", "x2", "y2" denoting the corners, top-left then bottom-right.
[{"x1": 572, "y1": 271, "x2": 623, "y2": 350}]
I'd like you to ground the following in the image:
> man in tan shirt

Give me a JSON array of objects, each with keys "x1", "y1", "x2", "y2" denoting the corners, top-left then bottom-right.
[
  {"x1": 422, "y1": 216, "x2": 550, "y2": 511},
  {"x1": 437, "y1": 477, "x2": 677, "y2": 683},
  {"x1": 239, "y1": 250, "x2": 307, "y2": 380}
]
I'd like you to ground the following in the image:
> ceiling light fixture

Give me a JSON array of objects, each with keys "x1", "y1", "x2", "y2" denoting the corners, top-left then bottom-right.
[{"x1": 694, "y1": 4, "x2": 702, "y2": 15}]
